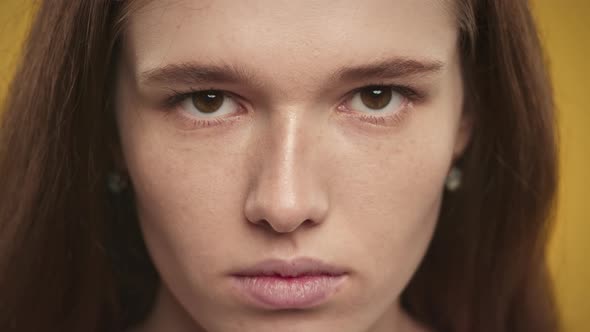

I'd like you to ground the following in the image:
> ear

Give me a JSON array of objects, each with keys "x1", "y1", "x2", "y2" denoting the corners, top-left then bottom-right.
[{"x1": 453, "y1": 109, "x2": 474, "y2": 160}]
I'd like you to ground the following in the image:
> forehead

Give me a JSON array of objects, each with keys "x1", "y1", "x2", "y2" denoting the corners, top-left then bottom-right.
[{"x1": 124, "y1": 0, "x2": 458, "y2": 85}]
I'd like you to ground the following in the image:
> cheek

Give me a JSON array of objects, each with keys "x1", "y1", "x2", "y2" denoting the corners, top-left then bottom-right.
[
  {"x1": 321, "y1": 106, "x2": 456, "y2": 292},
  {"x1": 115, "y1": 103, "x2": 256, "y2": 288},
  {"x1": 115, "y1": 64, "x2": 461, "y2": 321},
  {"x1": 135, "y1": 150, "x2": 248, "y2": 234},
  {"x1": 334, "y1": 145, "x2": 445, "y2": 276}
]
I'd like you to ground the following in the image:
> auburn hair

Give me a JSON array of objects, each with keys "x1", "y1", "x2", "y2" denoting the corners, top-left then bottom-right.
[{"x1": 0, "y1": 1, "x2": 559, "y2": 331}]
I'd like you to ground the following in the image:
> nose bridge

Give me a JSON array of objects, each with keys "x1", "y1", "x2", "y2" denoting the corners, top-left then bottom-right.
[{"x1": 244, "y1": 110, "x2": 327, "y2": 233}]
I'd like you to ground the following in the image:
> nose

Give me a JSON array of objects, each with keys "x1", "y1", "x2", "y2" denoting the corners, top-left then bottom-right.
[{"x1": 243, "y1": 111, "x2": 329, "y2": 233}]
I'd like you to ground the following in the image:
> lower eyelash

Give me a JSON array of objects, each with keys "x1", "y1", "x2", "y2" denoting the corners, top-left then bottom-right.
[
  {"x1": 161, "y1": 84, "x2": 419, "y2": 130},
  {"x1": 160, "y1": 89, "x2": 246, "y2": 130},
  {"x1": 159, "y1": 101, "x2": 240, "y2": 131},
  {"x1": 357, "y1": 114, "x2": 388, "y2": 125},
  {"x1": 180, "y1": 117, "x2": 227, "y2": 129},
  {"x1": 171, "y1": 106, "x2": 246, "y2": 130},
  {"x1": 338, "y1": 83, "x2": 418, "y2": 127},
  {"x1": 338, "y1": 82, "x2": 426, "y2": 126},
  {"x1": 342, "y1": 104, "x2": 412, "y2": 127}
]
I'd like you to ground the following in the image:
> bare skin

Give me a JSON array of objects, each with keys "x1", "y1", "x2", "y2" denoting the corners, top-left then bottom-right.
[{"x1": 116, "y1": 0, "x2": 471, "y2": 331}]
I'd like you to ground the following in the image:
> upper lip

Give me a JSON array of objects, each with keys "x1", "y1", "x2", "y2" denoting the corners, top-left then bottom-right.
[{"x1": 232, "y1": 257, "x2": 348, "y2": 277}]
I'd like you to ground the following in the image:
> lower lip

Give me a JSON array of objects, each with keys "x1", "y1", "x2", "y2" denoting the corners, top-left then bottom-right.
[{"x1": 231, "y1": 274, "x2": 347, "y2": 310}]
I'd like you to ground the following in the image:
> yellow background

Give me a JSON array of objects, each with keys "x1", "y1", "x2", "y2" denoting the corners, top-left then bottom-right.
[
  {"x1": 1, "y1": 1, "x2": 588, "y2": 331},
  {"x1": 533, "y1": 1, "x2": 590, "y2": 331}
]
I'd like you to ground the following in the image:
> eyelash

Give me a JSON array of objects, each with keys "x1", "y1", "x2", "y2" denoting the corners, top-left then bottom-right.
[
  {"x1": 339, "y1": 84, "x2": 423, "y2": 127},
  {"x1": 161, "y1": 89, "x2": 246, "y2": 129},
  {"x1": 160, "y1": 84, "x2": 424, "y2": 129}
]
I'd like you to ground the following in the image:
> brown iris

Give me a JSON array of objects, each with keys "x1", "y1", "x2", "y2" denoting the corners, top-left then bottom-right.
[
  {"x1": 191, "y1": 90, "x2": 224, "y2": 113},
  {"x1": 360, "y1": 86, "x2": 392, "y2": 110}
]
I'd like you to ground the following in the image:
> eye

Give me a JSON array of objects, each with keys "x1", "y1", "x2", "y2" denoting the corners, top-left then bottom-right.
[
  {"x1": 180, "y1": 90, "x2": 239, "y2": 118},
  {"x1": 348, "y1": 86, "x2": 404, "y2": 114}
]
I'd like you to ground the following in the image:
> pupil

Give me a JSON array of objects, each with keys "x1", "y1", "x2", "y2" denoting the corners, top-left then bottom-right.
[
  {"x1": 360, "y1": 87, "x2": 392, "y2": 110},
  {"x1": 192, "y1": 90, "x2": 223, "y2": 113}
]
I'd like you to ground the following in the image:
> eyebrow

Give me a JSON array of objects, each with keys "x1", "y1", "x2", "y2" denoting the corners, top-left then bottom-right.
[
  {"x1": 140, "y1": 62, "x2": 260, "y2": 87},
  {"x1": 139, "y1": 57, "x2": 445, "y2": 87},
  {"x1": 334, "y1": 58, "x2": 444, "y2": 82}
]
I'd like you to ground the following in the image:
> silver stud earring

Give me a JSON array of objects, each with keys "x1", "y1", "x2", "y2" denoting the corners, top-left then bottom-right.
[
  {"x1": 107, "y1": 172, "x2": 128, "y2": 193},
  {"x1": 445, "y1": 166, "x2": 462, "y2": 192}
]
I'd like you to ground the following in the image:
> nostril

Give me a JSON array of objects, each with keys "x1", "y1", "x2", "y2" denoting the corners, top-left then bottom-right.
[
  {"x1": 250, "y1": 218, "x2": 273, "y2": 231},
  {"x1": 243, "y1": 173, "x2": 329, "y2": 234},
  {"x1": 248, "y1": 216, "x2": 316, "y2": 234}
]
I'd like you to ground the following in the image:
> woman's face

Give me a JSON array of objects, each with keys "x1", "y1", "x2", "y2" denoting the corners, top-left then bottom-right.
[{"x1": 116, "y1": 0, "x2": 470, "y2": 331}]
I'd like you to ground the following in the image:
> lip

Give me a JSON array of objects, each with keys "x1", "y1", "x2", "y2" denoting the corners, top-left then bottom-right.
[{"x1": 229, "y1": 257, "x2": 349, "y2": 310}]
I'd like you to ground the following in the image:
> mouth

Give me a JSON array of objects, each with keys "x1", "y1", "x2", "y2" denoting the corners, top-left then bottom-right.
[{"x1": 229, "y1": 257, "x2": 349, "y2": 310}]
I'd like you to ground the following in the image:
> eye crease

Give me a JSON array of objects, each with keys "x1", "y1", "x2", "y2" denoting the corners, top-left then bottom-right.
[
  {"x1": 184, "y1": 86, "x2": 402, "y2": 115},
  {"x1": 159, "y1": 82, "x2": 422, "y2": 130}
]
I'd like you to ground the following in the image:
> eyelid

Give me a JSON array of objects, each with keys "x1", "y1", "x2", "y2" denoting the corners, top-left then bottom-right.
[
  {"x1": 346, "y1": 84, "x2": 424, "y2": 102},
  {"x1": 159, "y1": 83, "x2": 422, "y2": 130},
  {"x1": 160, "y1": 88, "x2": 247, "y2": 130},
  {"x1": 161, "y1": 88, "x2": 242, "y2": 109},
  {"x1": 337, "y1": 84, "x2": 420, "y2": 127}
]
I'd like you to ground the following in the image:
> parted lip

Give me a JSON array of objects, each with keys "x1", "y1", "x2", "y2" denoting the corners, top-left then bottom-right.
[{"x1": 231, "y1": 257, "x2": 349, "y2": 278}]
